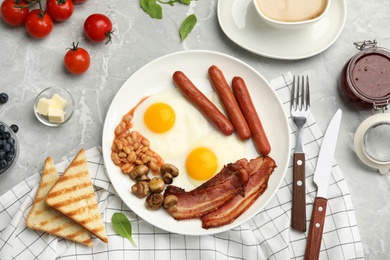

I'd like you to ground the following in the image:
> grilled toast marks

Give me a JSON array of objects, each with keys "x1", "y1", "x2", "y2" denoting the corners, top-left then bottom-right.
[
  {"x1": 46, "y1": 148, "x2": 108, "y2": 243},
  {"x1": 26, "y1": 157, "x2": 93, "y2": 247}
]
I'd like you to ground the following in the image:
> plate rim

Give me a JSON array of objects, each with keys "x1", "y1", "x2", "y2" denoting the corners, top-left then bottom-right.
[{"x1": 102, "y1": 50, "x2": 291, "y2": 235}]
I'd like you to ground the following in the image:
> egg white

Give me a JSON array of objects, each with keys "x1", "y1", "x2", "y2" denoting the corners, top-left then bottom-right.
[{"x1": 131, "y1": 88, "x2": 247, "y2": 190}]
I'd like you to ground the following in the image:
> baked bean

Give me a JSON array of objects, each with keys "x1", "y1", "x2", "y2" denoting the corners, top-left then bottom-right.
[
  {"x1": 115, "y1": 125, "x2": 122, "y2": 135},
  {"x1": 118, "y1": 152, "x2": 127, "y2": 158},
  {"x1": 120, "y1": 137, "x2": 128, "y2": 146},
  {"x1": 131, "y1": 131, "x2": 138, "y2": 141},
  {"x1": 149, "y1": 161, "x2": 159, "y2": 172},
  {"x1": 121, "y1": 163, "x2": 133, "y2": 173},
  {"x1": 123, "y1": 114, "x2": 132, "y2": 122},
  {"x1": 127, "y1": 152, "x2": 136, "y2": 163},
  {"x1": 123, "y1": 146, "x2": 132, "y2": 154},
  {"x1": 111, "y1": 143, "x2": 118, "y2": 152},
  {"x1": 135, "y1": 159, "x2": 143, "y2": 165},
  {"x1": 141, "y1": 139, "x2": 150, "y2": 147},
  {"x1": 111, "y1": 152, "x2": 121, "y2": 165},
  {"x1": 116, "y1": 140, "x2": 123, "y2": 150}
]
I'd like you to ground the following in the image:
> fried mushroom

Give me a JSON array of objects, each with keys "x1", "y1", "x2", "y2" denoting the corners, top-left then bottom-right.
[
  {"x1": 131, "y1": 181, "x2": 150, "y2": 198},
  {"x1": 160, "y1": 163, "x2": 179, "y2": 184},
  {"x1": 163, "y1": 195, "x2": 178, "y2": 213},
  {"x1": 145, "y1": 193, "x2": 164, "y2": 210},
  {"x1": 129, "y1": 164, "x2": 149, "y2": 180},
  {"x1": 149, "y1": 177, "x2": 165, "y2": 193}
]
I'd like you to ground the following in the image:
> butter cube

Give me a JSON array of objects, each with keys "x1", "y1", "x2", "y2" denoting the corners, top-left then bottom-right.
[
  {"x1": 36, "y1": 97, "x2": 52, "y2": 116},
  {"x1": 51, "y1": 93, "x2": 67, "y2": 110},
  {"x1": 48, "y1": 107, "x2": 65, "y2": 123}
]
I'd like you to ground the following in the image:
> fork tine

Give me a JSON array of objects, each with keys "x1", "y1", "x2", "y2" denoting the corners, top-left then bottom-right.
[
  {"x1": 291, "y1": 76, "x2": 296, "y2": 110},
  {"x1": 299, "y1": 76, "x2": 303, "y2": 110},
  {"x1": 305, "y1": 76, "x2": 310, "y2": 110}
]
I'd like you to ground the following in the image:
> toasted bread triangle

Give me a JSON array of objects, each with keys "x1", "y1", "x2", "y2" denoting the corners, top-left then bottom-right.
[
  {"x1": 26, "y1": 157, "x2": 93, "y2": 247},
  {"x1": 46, "y1": 148, "x2": 108, "y2": 243}
]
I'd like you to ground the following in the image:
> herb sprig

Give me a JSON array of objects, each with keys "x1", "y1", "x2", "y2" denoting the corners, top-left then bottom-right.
[
  {"x1": 140, "y1": 0, "x2": 197, "y2": 41},
  {"x1": 111, "y1": 212, "x2": 137, "y2": 247}
]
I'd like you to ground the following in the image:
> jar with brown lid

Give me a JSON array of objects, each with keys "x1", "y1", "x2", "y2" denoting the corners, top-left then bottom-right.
[{"x1": 339, "y1": 40, "x2": 390, "y2": 110}]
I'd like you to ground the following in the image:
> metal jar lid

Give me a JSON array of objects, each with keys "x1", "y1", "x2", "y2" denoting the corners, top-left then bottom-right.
[{"x1": 354, "y1": 112, "x2": 390, "y2": 174}]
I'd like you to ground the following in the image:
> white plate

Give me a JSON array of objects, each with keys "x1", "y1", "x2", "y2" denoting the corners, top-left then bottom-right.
[
  {"x1": 102, "y1": 50, "x2": 290, "y2": 235},
  {"x1": 217, "y1": 0, "x2": 347, "y2": 60}
]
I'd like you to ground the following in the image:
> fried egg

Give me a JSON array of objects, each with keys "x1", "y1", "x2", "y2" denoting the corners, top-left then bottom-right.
[{"x1": 131, "y1": 88, "x2": 247, "y2": 190}]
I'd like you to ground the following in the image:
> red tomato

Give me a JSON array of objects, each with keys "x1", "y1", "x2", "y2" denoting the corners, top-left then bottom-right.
[
  {"x1": 72, "y1": 0, "x2": 86, "y2": 4},
  {"x1": 1, "y1": 0, "x2": 29, "y2": 26},
  {"x1": 46, "y1": 0, "x2": 74, "y2": 22},
  {"x1": 25, "y1": 9, "x2": 53, "y2": 38},
  {"x1": 84, "y1": 13, "x2": 113, "y2": 43},
  {"x1": 64, "y1": 42, "x2": 90, "y2": 74}
]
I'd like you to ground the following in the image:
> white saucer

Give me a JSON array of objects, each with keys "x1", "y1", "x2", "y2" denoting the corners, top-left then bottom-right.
[{"x1": 217, "y1": 0, "x2": 347, "y2": 60}]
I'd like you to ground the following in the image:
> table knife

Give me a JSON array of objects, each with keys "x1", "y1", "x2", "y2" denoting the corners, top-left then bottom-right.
[{"x1": 304, "y1": 109, "x2": 342, "y2": 260}]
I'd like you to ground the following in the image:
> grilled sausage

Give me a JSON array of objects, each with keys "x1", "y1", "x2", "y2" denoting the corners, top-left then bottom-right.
[
  {"x1": 208, "y1": 65, "x2": 251, "y2": 140},
  {"x1": 232, "y1": 76, "x2": 271, "y2": 155},
  {"x1": 172, "y1": 71, "x2": 234, "y2": 136}
]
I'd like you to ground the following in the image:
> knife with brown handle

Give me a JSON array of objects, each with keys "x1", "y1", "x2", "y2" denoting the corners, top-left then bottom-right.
[{"x1": 304, "y1": 109, "x2": 342, "y2": 260}]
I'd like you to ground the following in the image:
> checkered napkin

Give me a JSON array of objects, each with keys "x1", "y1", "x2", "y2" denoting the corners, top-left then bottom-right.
[{"x1": 0, "y1": 73, "x2": 364, "y2": 260}]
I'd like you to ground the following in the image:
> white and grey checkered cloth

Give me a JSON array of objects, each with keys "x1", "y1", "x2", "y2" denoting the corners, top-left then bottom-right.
[{"x1": 0, "y1": 73, "x2": 364, "y2": 260}]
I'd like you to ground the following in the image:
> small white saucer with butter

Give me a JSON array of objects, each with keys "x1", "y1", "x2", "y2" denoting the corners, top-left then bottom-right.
[{"x1": 34, "y1": 87, "x2": 75, "y2": 127}]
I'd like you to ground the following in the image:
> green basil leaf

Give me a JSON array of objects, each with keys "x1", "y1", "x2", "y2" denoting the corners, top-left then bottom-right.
[
  {"x1": 180, "y1": 14, "x2": 197, "y2": 42},
  {"x1": 179, "y1": 0, "x2": 191, "y2": 5},
  {"x1": 111, "y1": 212, "x2": 137, "y2": 247},
  {"x1": 140, "y1": 0, "x2": 163, "y2": 19}
]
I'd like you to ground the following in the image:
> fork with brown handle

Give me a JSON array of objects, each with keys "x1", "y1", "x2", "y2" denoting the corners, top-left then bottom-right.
[{"x1": 291, "y1": 75, "x2": 310, "y2": 232}]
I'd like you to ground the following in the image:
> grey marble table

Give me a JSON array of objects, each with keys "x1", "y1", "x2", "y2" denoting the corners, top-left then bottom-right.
[{"x1": 0, "y1": 0, "x2": 389, "y2": 259}]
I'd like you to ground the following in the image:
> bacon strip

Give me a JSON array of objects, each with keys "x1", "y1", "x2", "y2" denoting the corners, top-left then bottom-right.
[
  {"x1": 164, "y1": 168, "x2": 245, "y2": 220},
  {"x1": 201, "y1": 157, "x2": 275, "y2": 229},
  {"x1": 163, "y1": 156, "x2": 276, "y2": 228}
]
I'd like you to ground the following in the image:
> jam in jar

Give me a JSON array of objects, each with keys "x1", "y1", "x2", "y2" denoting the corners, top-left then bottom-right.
[{"x1": 340, "y1": 40, "x2": 390, "y2": 110}]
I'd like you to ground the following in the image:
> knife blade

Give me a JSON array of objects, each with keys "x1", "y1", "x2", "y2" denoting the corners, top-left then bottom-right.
[{"x1": 304, "y1": 109, "x2": 342, "y2": 260}]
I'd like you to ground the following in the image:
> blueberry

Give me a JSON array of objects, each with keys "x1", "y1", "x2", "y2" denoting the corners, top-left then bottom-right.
[
  {"x1": 0, "y1": 159, "x2": 7, "y2": 169},
  {"x1": 3, "y1": 143, "x2": 10, "y2": 152},
  {"x1": 10, "y1": 124, "x2": 19, "y2": 133},
  {"x1": 7, "y1": 137, "x2": 14, "y2": 145},
  {"x1": 1, "y1": 132, "x2": 10, "y2": 140},
  {"x1": 5, "y1": 153, "x2": 14, "y2": 162},
  {"x1": 0, "y1": 93, "x2": 8, "y2": 104},
  {"x1": 0, "y1": 122, "x2": 17, "y2": 173}
]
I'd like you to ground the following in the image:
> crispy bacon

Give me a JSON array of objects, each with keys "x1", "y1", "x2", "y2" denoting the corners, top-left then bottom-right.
[
  {"x1": 201, "y1": 156, "x2": 275, "y2": 229},
  {"x1": 163, "y1": 156, "x2": 276, "y2": 228},
  {"x1": 163, "y1": 162, "x2": 246, "y2": 219}
]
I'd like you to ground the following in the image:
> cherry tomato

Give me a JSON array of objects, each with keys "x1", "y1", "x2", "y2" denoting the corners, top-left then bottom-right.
[
  {"x1": 84, "y1": 13, "x2": 113, "y2": 43},
  {"x1": 46, "y1": 0, "x2": 74, "y2": 22},
  {"x1": 64, "y1": 42, "x2": 90, "y2": 74},
  {"x1": 25, "y1": 9, "x2": 53, "y2": 38},
  {"x1": 72, "y1": 0, "x2": 86, "y2": 4},
  {"x1": 1, "y1": 0, "x2": 29, "y2": 26}
]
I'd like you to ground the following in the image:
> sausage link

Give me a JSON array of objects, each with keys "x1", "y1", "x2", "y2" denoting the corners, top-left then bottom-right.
[
  {"x1": 172, "y1": 71, "x2": 234, "y2": 136},
  {"x1": 232, "y1": 76, "x2": 271, "y2": 155},
  {"x1": 208, "y1": 65, "x2": 251, "y2": 140}
]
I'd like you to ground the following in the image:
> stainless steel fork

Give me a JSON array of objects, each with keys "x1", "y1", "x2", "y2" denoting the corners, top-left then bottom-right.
[{"x1": 291, "y1": 75, "x2": 310, "y2": 232}]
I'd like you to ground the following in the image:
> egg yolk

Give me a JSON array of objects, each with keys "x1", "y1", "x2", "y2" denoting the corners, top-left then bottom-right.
[
  {"x1": 186, "y1": 147, "x2": 218, "y2": 181},
  {"x1": 144, "y1": 102, "x2": 175, "y2": 133}
]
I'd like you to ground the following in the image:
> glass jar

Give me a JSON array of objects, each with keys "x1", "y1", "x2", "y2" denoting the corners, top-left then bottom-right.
[
  {"x1": 342, "y1": 40, "x2": 390, "y2": 174},
  {"x1": 340, "y1": 40, "x2": 390, "y2": 110}
]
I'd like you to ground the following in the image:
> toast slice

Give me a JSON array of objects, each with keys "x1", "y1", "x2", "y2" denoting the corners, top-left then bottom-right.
[
  {"x1": 26, "y1": 157, "x2": 93, "y2": 247},
  {"x1": 46, "y1": 148, "x2": 108, "y2": 243}
]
